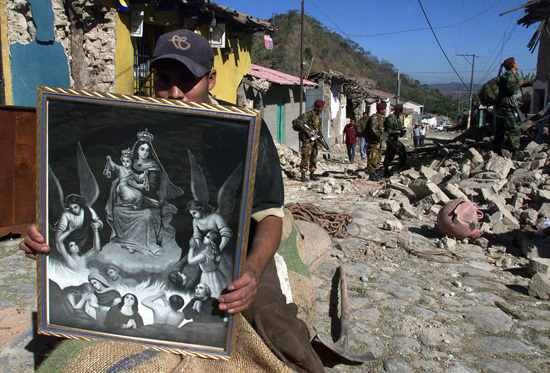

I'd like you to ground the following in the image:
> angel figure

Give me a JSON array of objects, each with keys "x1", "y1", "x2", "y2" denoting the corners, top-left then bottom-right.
[
  {"x1": 184, "y1": 150, "x2": 243, "y2": 296},
  {"x1": 186, "y1": 149, "x2": 243, "y2": 253},
  {"x1": 50, "y1": 143, "x2": 103, "y2": 260}
]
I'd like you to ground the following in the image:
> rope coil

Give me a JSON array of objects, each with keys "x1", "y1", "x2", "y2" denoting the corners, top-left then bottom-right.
[{"x1": 285, "y1": 202, "x2": 360, "y2": 238}]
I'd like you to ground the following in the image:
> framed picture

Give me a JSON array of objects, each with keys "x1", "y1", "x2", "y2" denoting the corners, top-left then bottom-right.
[{"x1": 36, "y1": 86, "x2": 262, "y2": 359}]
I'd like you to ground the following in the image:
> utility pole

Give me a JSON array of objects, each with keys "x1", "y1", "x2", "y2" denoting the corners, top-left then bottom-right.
[
  {"x1": 299, "y1": 0, "x2": 304, "y2": 115},
  {"x1": 396, "y1": 70, "x2": 400, "y2": 105},
  {"x1": 456, "y1": 53, "x2": 477, "y2": 130}
]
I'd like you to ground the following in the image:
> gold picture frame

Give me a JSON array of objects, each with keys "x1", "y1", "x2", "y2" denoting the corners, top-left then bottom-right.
[{"x1": 36, "y1": 86, "x2": 262, "y2": 359}]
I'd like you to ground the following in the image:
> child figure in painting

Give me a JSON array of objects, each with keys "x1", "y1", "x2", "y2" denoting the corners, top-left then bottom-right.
[
  {"x1": 104, "y1": 148, "x2": 146, "y2": 209},
  {"x1": 187, "y1": 230, "x2": 228, "y2": 298}
]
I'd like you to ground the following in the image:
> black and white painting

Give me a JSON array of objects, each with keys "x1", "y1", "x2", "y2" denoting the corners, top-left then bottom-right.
[{"x1": 37, "y1": 88, "x2": 260, "y2": 358}]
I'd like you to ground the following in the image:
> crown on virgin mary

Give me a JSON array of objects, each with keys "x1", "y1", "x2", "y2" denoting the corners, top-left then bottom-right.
[
  {"x1": 121, "y1": 148, "x2": 132, "y2": 157},
  {"x1": 137, "y1": 128, "x2": 154, "y2": 143}
]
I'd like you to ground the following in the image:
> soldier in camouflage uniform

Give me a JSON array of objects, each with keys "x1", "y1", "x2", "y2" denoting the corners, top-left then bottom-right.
[
  {"x1": 294, "y1": 99, "x2": 325, "y2": 182},
  {"x1": 494, "y1": 57, "x2": 523, "y2": 157},
  {"x1": 383, "y1": 103, "x2": 407, "y2": 177},
  {"x1": 365, "y1": 102, "x2": 387, "y2": 181}
]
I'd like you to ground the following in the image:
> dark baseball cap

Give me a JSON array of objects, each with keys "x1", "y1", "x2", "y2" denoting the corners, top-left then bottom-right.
[{"x1": 151, "y1": 29, "x2": 214, "y2": 77}]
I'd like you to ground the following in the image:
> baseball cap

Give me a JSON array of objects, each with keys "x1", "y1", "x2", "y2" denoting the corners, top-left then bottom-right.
[{"x1": 151, "y1": 29, "x2": 214, "y2": 77}]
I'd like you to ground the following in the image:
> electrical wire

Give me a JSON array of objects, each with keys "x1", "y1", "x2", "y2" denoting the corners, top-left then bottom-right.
[
  {"x1": 416, "y1": 0, "x2": 470, "y2": 91},
  {"x1": 308, "y1": 0, "x2": 505, "y2": 38}
]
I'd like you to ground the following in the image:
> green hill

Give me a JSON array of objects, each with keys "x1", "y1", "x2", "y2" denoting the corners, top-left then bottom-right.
[{"x1": 251, "y1": 10, "x2": 459, "y2": 119}]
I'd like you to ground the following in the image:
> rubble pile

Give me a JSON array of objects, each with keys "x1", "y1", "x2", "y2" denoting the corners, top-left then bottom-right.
[{"x1": 276, "y1": 139, "x2": 550, "y2": 300}]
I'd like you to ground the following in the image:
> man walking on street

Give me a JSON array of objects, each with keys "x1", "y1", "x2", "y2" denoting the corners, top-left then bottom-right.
[
  {"x1": 355, "y1": 111, "x2": 369, "y2": 160},
  {"x1": 383, "y1": 103, "x2": 407, "y2": 177},
  {"x1": 494, "y1": 57, "x2": 523, "y2": 157},
  {"x1": 365, "y1": 102, "x2": 387, "y2": 181},
  {"x1": 294, "y1": 99, "x2": 326, "y2": 182},
  {"x1": 343, "y1": 118, "x2": 358, "y2": 163}
]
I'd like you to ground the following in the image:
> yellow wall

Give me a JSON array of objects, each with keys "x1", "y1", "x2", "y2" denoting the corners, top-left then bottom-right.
[
  {"x1": 115, "y1": 12, "x2": 134, "y2": 95},
  {"x1": 0, "y1": 0, "x2": 13, "y2": 104},
  {"x1": 210, "y1": 34, "x2": 253, "y2": 105}
]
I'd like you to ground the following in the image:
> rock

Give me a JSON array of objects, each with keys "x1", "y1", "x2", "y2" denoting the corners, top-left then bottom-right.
[
  {"x1": 419, "y1": 327, "x2": 461, "y2": 347},
  {"x1": 476, "y1": 359, "x2": 532, "y2": 373},
  {"x1": 528, "y1": 258, "x2": 550, "y2": 277},
  {"x1": 471, "y1": 337, "x2": 533, "y2": 354},
  {"x1": 409, "y1": 179, "x2": 450, "y2": 204},
  {"x1": 466, "y1": 306, "x2": 513, "y2": 333},
  {"x1": 441, "y1": 183, "x2": 469, "y2": 200},
  {"x1": 519, "y1": 209, "x2": 539, "y2": 227},
  {"x1": 383, "y1": 220, "x2": 403, "y2": 232},
  {"x1": 486, "y1": 195, "x2": 520, "y2": 229},
  {"x1": 419, "y1": 166, "x2": 444, "y2": 184},
  {"x1": 464, "y1": 147, "x2": 484, "y2": 165},
  {"x1": 379, "y1": 199, "x2": 401, "y2": 214},
  {"x1": 383, "y1": 357, "x2": 413, "y2": 372},
  {"x1": 528, "y1": 273, "x2": 550, "y2": 300}
]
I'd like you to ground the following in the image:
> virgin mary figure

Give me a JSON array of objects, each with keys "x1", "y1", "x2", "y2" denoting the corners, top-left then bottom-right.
[{"x1": 105, "y1": 129, "x2": 183, "y2": 257}]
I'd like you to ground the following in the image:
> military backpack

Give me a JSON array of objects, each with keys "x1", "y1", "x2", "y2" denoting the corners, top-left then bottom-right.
[{"x1": 478, "y1": 76, "x2": 500, "y2": 107}]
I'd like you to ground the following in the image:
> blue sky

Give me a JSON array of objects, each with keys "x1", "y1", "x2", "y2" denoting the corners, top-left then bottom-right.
[{"x1": 218, "y1": 0, "x2": 539, "y2": 86}]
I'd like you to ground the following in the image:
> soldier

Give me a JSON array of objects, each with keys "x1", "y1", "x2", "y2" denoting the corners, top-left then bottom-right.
[
  {"x1": 383, "y1": 103, "x2": 407, "y2": 177},
  {"x1": 365, "y1": 102, "x2": 387, "y2": 181},
  {"x1": 294, "y1": 99, "x2": 326, "y2": 182},
  {"x1": 494, "y1": 57, "x2": 523, "y2": 157}
]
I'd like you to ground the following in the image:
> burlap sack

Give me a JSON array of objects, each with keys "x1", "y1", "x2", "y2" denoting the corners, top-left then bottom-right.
[
  {"x1": 38, "y1": 316, "x2": 292, "y2": 373},
  {"x1": 278, "y1": 208, "x2": 317, "y2": 327}
]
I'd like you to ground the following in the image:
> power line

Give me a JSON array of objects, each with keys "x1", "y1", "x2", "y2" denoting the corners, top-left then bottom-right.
[
  {"x1": 416, "y1": 0, "x2": 469, "y2": 91},
  {"x1": 309, "y1": 0, "x2": 505, "y2": 38}
]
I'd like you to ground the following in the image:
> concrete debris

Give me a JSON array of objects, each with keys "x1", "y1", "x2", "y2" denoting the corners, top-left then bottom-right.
[
  {"x1": 383, "y1": 220, "x2": 404, "y2": 232},
  {"x1": 529, "y1": 273, "x2": 550, "y2": 300}
]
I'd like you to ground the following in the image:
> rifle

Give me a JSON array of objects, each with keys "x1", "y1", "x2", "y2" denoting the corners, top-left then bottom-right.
[
  {"x1": 303, "y1": 123, "x2": 331, "y2": 152},
  {"x1": 509, "y1": 97, "x2": 527, "y2": 123},
  {"x1": 379, "y1": 131, "x2": 407, "y2": 157}
]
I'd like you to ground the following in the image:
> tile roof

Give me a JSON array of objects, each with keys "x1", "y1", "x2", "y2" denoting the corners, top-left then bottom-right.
[{"x1": 248, "y1": 64, "x2": 317, "y2": 87}]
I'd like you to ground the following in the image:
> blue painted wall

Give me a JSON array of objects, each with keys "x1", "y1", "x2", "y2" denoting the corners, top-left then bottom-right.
[
  {"x1": 10, "y1": 41, "x2": 70, "y2": 107},
  {"x1": 10, "y1": 0, "x2": 70, "y2": 107}
]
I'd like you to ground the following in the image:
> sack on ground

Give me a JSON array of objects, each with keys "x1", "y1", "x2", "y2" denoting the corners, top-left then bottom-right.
[{"x1": 479, "y1": 76, "x2": 499, "y2": 107}]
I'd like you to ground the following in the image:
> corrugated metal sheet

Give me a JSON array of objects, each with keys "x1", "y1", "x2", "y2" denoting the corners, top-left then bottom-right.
[{"x1": 248, "y1": 64, "x2": 317, "y2": 87}]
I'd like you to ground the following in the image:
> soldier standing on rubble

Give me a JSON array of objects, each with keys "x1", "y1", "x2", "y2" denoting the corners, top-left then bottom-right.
[
  {"x1": 494, "y1": 57, "x2": 523, "y2": 157},
  {"x1": 383, "y1": 103, "x2": 407, "y2": 177},
  {"x1": 294, "y1": 99, "x2": 326, "y2": 182},
  {"x1": 365, "y1": 102, "x2": 387, "y2": 181}
]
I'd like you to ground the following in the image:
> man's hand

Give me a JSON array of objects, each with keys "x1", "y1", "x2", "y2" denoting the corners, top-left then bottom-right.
[
  {"x1": 218, "y1": 266, "x2": 258, "y2": 314},
  {"x1": 19, "y1": 224, "x2": 50, "y2": 260}
]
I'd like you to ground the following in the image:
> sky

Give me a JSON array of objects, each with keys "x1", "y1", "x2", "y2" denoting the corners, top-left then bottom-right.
[{"x1": 217, "y1": 0, "x2": 540, "y2": 87}]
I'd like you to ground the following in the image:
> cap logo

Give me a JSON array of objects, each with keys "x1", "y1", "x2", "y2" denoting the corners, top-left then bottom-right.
[{"x1": 169, "y1": 35, "x2": 191, "y2": 51}]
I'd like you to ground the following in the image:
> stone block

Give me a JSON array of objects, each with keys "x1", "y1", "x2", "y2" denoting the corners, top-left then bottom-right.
[
  {"x1": 387, "y1": 183, "x2": 416, "y2": 198},
  {"x1": 464, "y1": 147, "x2": 484, "y2": 164},
  {"x1": 409, "y1": 179, "x2": 449, "y2": 204},
  {"x1": 509, "y1": 169, "x2": 542, "y2": 187},
  {"x1": 538, "y1": 203, "x2": 550, "y2": 219},
  {"x1": 528, "y1": 258, "x2": 550, "y2": 277},
  {"x1": 419, "y1": 166, "x2": 444, "y2": 184},
  {"x1": 383, "y1": 220, "x2": 403, "y2": 232},
  {"x1": 519, "y1": 209, "x2": 538, "y2": 227},
  {"x1": 441, "y1": 183, "x2": 469, "y2": 200},
  {"x1": 532, "y1": 189, "x2": 550, "y2": 204},
  {"x1": 401, "y1": 169, "x2": 421, "y2": 180},
  {"x1": 379, "y1": 200, "x2": 401, "y2": 214},
  {"x1": 398, "y1": 204, "x2": 422, "y2": 221},
  {"x1": 487, "y1": 195, "x2": 520, "y2": 229},
  {"x1": 529, "y1": 273, "x2": 550, "y2": 300}
]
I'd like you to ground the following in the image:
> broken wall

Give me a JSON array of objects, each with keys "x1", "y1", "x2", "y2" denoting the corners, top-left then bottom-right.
[{"x1": 6, "y1": 0, "x2": 116, "y2": 106}]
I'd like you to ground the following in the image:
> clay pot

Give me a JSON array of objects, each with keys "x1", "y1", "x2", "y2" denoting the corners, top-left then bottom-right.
[{"x1": 436, "y1": 199, "x2": 483, "y2": 240}]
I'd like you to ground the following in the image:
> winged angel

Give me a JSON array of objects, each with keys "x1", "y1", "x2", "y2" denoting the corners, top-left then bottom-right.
[
  {"x1": 184, "y1": 150, "x2": 243, "y2": 298},
  {"x1": 48, "y1": 143, "x2": 103, "y2": 271}
]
